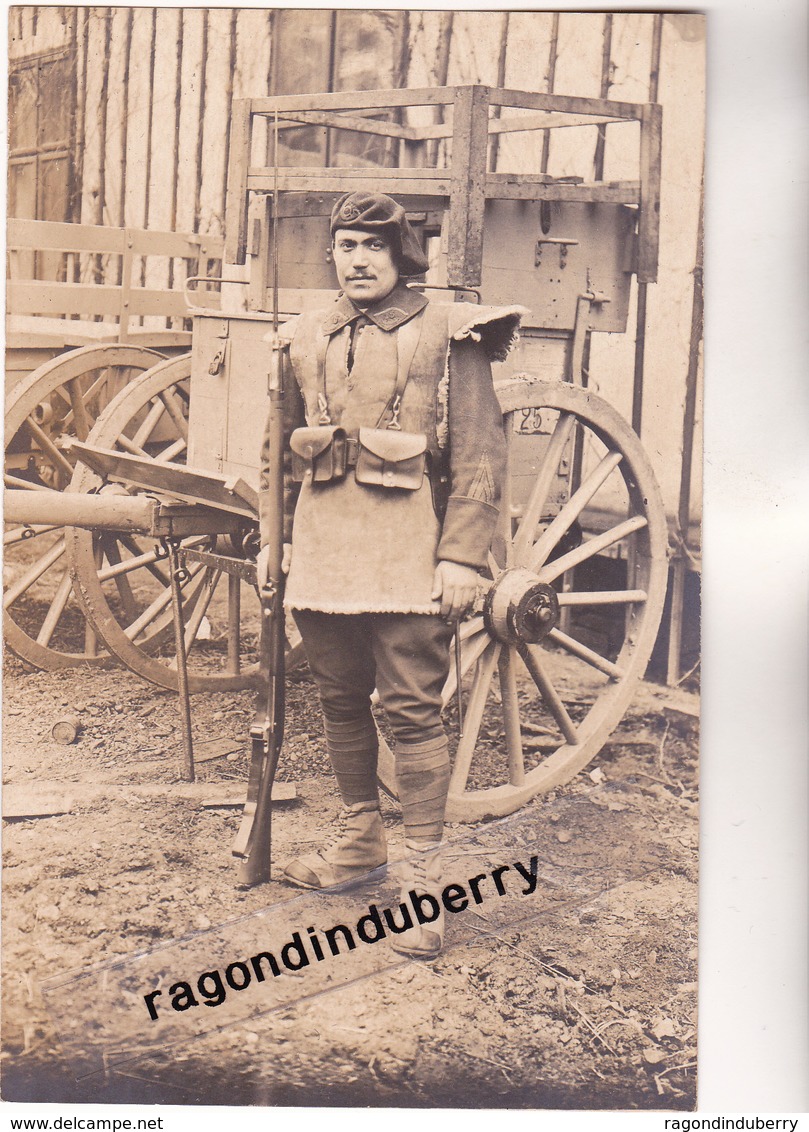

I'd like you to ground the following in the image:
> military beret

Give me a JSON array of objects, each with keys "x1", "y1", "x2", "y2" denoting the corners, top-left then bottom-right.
[{"x1": 330, "y1": 191, "x2": 429, "y2": 277}]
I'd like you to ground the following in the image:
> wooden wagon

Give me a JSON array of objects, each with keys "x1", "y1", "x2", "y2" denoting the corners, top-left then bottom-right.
[{"x1": 5, "y1": 84, "x2": 669, "y2": 824}]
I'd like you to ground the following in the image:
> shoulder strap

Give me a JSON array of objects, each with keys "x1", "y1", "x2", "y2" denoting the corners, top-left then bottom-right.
[
  {"x1": 375, "y1": 313, "x2": 424, "y2": 430},
  {"x1": 315, "y1": 330, "x2": 331, "y2": 424}
]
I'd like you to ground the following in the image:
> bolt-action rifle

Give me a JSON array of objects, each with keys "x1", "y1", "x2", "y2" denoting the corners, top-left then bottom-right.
[{"x1": 232, "y1": 111, "x2": 287, "y2": 887}]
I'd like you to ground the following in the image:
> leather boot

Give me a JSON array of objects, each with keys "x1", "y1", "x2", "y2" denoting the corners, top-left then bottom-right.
[
  {"x1": 283, "y1": 800, "x2": 387, "y2": 890},
  {"x1": 390, "y1": 840, "x2": 444, "y2": 960}
]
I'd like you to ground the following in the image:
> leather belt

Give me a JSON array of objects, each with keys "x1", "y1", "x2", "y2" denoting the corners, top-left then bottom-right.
[{"x1": 345, "y1": 436, "x2": 360, "y2": 467}]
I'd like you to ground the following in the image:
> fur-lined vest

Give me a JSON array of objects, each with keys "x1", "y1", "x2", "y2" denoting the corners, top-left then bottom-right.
[{"x1": 258, "y1": 284, "x2": 527, "y2": 614}]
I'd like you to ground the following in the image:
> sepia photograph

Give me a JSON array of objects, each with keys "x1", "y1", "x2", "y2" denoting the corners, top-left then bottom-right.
[{"x1": 4, "y1": 7, "x2": 705, "y2": 1110}]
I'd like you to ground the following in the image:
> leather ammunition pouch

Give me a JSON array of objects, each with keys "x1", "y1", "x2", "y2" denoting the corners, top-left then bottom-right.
[
  {"x1": 290, "y1": 426, "x2": 347, "y2": 483},
  {"x1": 355, "y1": 427, "x2": 427, "y2": 491}
]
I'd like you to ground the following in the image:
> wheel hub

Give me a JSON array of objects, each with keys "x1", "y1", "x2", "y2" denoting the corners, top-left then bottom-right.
[{"x1": 483, "y1": 567, "x2": 560, "y2": 645}]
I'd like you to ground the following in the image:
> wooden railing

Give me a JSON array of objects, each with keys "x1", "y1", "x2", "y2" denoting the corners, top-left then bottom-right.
[{"x1": 6, "y1": 219, "x2": 224, "y2": 341}]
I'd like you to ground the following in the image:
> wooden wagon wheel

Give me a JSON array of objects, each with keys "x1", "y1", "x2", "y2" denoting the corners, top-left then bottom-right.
[
  {"x1": 377, "y1": 377, "x2": 669, "y2": 822},
  {"x1": 66, "y1": 354, "x2": 267, "y2": 693},
  {"x1": 3, "y1": 344, "x2": 166, "y2": 669}
]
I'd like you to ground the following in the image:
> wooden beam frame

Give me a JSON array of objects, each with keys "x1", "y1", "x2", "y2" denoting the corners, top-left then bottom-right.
[
  {"x1": 414, "y1": 110, "x2": 628, "y2": 142},
  {"x1": 215, "y1": 85, "x2": 662, "y2": 283},
  {"x1": 224, "y1": 98, "x2": 252, "y2": 265},
  {"x1": 249, "y1": 88, "x2": 457, "y2": 113},
  {"x1": 637, "y1": 102, "x2": 663, "y2": 284},
  {"x1": 447, "y1": 84, "x2": 490, "y2": 287},
  {"x1": 245, "y1": 170, "x2": 639, "y2": 206},
  {"x1": 6, "y1": 218, "x2": 224, "y2": 259},
  {"x1": 8, "y1": 281, "x2": 193, "y2": 319},
  {"x1": 271, "y1": 109, "x2": 417, "y2": 141},
  {"x1": 489, "y1": 87, "x2": 642, "y2": 119}
]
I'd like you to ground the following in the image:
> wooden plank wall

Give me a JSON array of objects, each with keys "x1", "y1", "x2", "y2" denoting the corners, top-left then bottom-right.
[{"x1": 8, "y1": 8, "x2": 703, "y2": 533}]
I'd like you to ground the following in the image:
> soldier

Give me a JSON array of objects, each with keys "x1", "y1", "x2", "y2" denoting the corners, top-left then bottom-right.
[{"x1": 258, "y1": 191, "x2": 525, "y2": 958}]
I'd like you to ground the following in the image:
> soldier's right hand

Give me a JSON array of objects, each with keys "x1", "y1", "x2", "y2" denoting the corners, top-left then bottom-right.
[
  {"x1": 256, "y1": 543, "x2": 292, "y2": 589},
  {"x1": 256, "y1": 545, "x2": 270, "y2": 590}
]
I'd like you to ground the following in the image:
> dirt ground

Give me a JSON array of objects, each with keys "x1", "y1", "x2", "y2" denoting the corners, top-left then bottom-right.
[{"x1": 1, "y1": 648, "x2": 698, "y2": 1110}]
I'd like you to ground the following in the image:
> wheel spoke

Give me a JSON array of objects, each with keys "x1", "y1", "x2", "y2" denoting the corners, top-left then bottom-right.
[
  {"x1": 84, "y1": 541, "x2": 105, "y2": 657},
  {"x1": 557, "y1": 589, "x2": 648, "y2": 606},
  {"x1": 101, "y1": 537, "x2": 140, "y2": 623},
  {"x1": 172, "y1": 568, "x2": 222, "y2": 662},
  {"x1": 460, "y1": 614, "x2": 484, "y2": 641},
  {"x1": 116, "y1": 534, "x2": 171, "y2": 586},
  {"x1": 3, "y1": 538, "x2": 66, "y2": 608},
  {"x1": 69, "y1": 371, "x2": 109, "y2": 424},
  {"x1": 154, "y1": 437, "x2": 187, "y2": 463},
  {"x1": 49, "y1": 385, "x2": 72, "y2": 413},
  {"x1": 116, "y1": 434, "x2": 151, "y2": 459},
  {"x1": 158, "y1": 387, "x2": 189, "y2": 440},
  {"x1": 538, "y1": 515, "x2": 648, "y2": 584},
  {"x1": 546, "y1": 627, "x2": 624, "y2": 680},
  {"x1": 448, "y1": 640, "x2": 502, "y2": 794},
  {"x1": 4, "y1": 475, "x2": 50, "y2": 492},
  {"x1": 499, "y1": 646, "x2": 525, "y2": 786},
  {"x1": 442, "y1": 622, "x2": 489, "y2": 703},
  {"x1": 97, "y1": 546, "x2": 162, "y2": 582},
  {"x1": 512, "y1": 411, "x2": 575, "y2": 563},
  {"x1": 4, "y1": 524, "x2": 60, "y2": 546},
  {"x1": 35, "y1": 569, "x2": 74, "y2": 646},
  {"x1": 528, "y1": 450, "x2": 623, "y2": 571},
  {"x1": 66, "y1": 378, "x2": 92, "y2": 441},
  {"x1": 123, "y1": 561, "x2": 205, "y2": 641},
  {"x1": 518, "y1": 642, "x2": 579, "y2": 745},
  {"x1": 132, "y1": 397, "x2": 167, "y2": 449}
]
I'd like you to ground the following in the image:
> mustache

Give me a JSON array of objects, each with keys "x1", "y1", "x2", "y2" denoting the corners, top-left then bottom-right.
[{"x1": 346, "y1": 274, "x2": 376, "y2": 281}]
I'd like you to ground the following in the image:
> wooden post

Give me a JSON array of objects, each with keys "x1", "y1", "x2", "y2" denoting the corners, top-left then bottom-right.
[
  {"x1": 667, "y1": 177, "x2": 704, "y2": 686},
  {"x1": 119, "y1": 228, "x2": 133, "y2": 341},
  {"x1": 666, "y1": 560, "x2": 686, "y2": 687},
  {"x1": 224, "y1": 99, "x2": 252, "y2": 266},
  {"x1": 447, "y1": 85, "x2": 490, "y2": 289},
  {"x1": 637, "y1": 101, "x2": 662, "y2": 286},
  {"x1": 227, "y1": 573, "x2": 241, "y2": 675},
  {"x1": 248, "y1": 193, "x2": 273, "y2": 312},
  {"x1": 632, "y1": 13, "x2": 663, "y2": 436},
  {"x1": 678, "y1": 180, "x2": 704, "y2": 559}
]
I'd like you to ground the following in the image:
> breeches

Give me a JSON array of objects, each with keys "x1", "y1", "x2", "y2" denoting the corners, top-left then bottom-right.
[{"x1": 292, "y1": 609, "x2": 453, "y2": 743}]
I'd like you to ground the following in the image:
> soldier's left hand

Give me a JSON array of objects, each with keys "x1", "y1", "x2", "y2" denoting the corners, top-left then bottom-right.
[{"x1": 432, "y1": 561, "x2": 480, "y2": 621}]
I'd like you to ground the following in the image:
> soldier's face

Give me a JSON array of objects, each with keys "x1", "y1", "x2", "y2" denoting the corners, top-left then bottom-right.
[{"x1": 332, "y1": 230, "x2": 399, "y2": 306}]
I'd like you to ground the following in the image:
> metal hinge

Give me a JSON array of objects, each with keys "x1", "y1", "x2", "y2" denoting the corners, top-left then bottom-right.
[{"x1": 208, "y1": 320, "x2": 230, "y2": 376}]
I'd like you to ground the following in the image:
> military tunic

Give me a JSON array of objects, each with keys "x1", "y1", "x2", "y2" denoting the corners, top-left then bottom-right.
[{"x1": 258, "y1": 283, "x2": 526, "y2": 614}]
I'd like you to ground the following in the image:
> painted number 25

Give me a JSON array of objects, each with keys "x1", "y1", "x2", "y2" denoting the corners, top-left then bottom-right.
[{"x1": 515, "y1": 407, "x2": 545, "y2": 434}]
